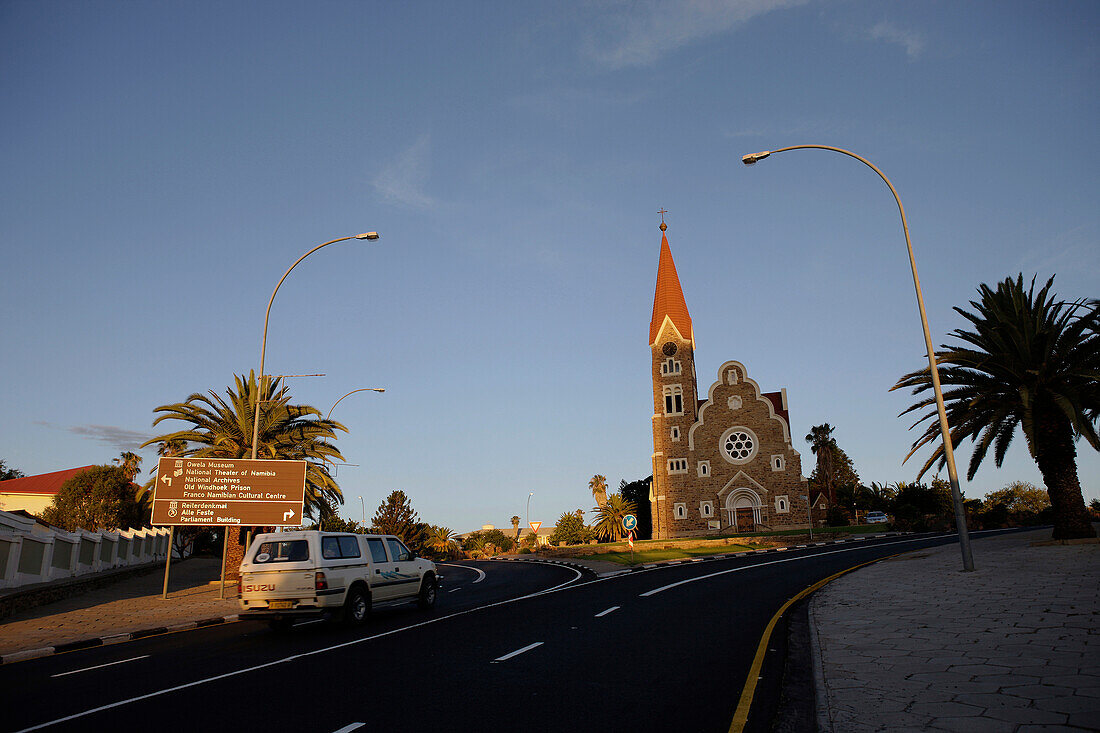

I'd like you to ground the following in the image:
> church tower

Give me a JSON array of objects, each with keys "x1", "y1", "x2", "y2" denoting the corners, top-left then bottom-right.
[{"x1": 649, "y1": 221, "x2": 699, "y2": 540}]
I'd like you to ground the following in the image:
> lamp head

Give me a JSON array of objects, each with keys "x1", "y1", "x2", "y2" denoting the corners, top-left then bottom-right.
[
  {"x1": 741, "y1": 151, "x2": 771, "y2": 165},
  {"x1": 355, "y1": 232, "x2": 380, "y2": 240}
]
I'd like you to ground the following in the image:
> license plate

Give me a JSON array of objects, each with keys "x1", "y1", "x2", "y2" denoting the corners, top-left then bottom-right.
[{"x1": 269, "y1": 600, "x2": 293, "y2": 610}]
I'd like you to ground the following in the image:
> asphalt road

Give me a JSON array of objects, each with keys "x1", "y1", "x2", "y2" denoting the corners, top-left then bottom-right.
[{"x1": 0, "y1": 532, "x2": 1009, "y2": 733}]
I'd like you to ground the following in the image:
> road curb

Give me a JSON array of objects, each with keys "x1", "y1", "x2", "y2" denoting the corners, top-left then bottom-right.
[{"x1": 0, "y1": 614, "x2": 240, "y2": 665}]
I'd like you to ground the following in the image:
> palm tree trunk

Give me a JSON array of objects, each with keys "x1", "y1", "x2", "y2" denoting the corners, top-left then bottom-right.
[{"x1": 1033, "y1": 406, "x2": 1096, "y2": 540}]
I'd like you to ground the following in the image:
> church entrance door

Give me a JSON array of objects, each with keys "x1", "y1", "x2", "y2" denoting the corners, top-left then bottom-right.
[{"x1": 732, "y1": 508, "x2": 755, "y2": 533}]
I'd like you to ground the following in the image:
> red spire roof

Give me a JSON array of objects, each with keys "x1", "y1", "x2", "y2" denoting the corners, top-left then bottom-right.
[{"x1": 649, "y1": 230, "x2": 693, "y2": 345}]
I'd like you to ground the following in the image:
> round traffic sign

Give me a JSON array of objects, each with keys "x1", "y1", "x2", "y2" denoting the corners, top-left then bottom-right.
[{"x1": 623, "y1": 514, "x2": 637, "y2": 531}]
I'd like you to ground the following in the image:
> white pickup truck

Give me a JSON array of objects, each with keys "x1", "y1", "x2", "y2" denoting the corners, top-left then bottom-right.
[{"x1": 238, "y1": 530, "x2": 440, "y2": 631}]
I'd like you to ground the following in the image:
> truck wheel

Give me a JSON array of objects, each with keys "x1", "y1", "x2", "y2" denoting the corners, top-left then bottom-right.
[
  {"x1": 417, "y1": 576, "x2": 438, "y2": 610},
  {"x1": 268, "y1": 618, "x2": 293, "y2": 633},
  {"x1": 345, "y1": 586, "x2": 370, "y2": 627}
]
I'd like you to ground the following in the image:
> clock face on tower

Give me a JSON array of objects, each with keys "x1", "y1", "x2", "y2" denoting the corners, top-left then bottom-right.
[{"x1": 662, "y1": 342, "x2": 677, "y2": 356}]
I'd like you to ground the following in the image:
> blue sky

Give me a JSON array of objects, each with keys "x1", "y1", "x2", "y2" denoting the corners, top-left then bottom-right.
[{"x1": 2, "y1": 1, "x2": 1097, "y2": 533}]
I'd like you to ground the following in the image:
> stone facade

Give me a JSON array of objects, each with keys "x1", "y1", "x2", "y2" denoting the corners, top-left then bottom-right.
[{"x1": 648, "y1": 228, "x2": 812, "y2": 539}]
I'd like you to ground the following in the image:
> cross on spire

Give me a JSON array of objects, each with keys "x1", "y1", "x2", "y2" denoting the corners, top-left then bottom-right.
[{"x1": 658, "y1": 208, "x2": 668, "y2": 231}]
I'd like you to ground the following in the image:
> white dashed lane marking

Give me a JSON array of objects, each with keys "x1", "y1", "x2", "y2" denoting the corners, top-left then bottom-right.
[
  {"x1": 51, "y1": 655, "x2": 150, "y2": 678},
  {"x1": 492, "y1": 642, "x2": 544, "y2": 663}
]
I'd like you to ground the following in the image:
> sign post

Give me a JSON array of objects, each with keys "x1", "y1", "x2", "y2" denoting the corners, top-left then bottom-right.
[
  {"x1": 529, "y1": 521, "x2": 542, "y2": 550},
  {"x1": 800, "y1": 495, "x2": 814, "y2": 541},
  {"x1": 152, "y1": 457, "x2": 308, "y2": 598},
  {"x1": 623, "y1": 514, "x2": 638, "y2": 564}
]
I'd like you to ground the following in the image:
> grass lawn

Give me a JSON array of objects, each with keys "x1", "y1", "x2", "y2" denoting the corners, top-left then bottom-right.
[{"x1": 597, "y1": 543, "x2": 756, "y2": 566}]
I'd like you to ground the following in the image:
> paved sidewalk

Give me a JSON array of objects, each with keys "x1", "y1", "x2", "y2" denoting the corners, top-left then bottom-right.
[
  {"x1": 811, "y1": 527, "x2": 1100, "y2": 732},
  {"x1": 0, "y1": 558, "x2": 240, "y2": 660}
]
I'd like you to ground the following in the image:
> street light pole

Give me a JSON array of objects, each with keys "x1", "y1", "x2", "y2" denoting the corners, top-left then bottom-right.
[
  {"x1": 359, "y1": 495, "x2": 366, "y2": 527},
  {"x1": 326, "y1": 387, "x2": 385, "y2": 420},
  {"x1": 742, "y1": 145, "x2": 974, "y2": 571},
  {"x1": 250, "y1": 232, "x2": 380, "y2": 463},
  {"x1": 526, "y1": 492, "x2": 534, "y2": 546}
]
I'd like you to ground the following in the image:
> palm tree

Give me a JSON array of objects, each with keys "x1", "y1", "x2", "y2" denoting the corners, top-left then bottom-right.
[
  {"x1": 893, "y1": 275, "x2": 1098, "y2": 539},
  {"x1": 141, "y1": 371, "x2": 347, "y2": 520},
  {"x1": 427, "y1": 526, "x2": 457, "y2": 558},
  {"x1": 591, "y1": 493, "x2": 637, "y2": 542},
  {"x1": 510, "y1": 515, "x2": 521, "y2": 542},
  {"x1": 114, "y1": 451, "x2": 143, "y2": 481},
  {"x1": 589, "y1": 474, "x2": 608, "y2": 508},
  {"x1": 804, "y1": 424, "x2": 838, "y2": 505}
]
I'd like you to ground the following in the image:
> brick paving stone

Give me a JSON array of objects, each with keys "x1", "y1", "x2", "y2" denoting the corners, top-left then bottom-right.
[
  {"x1": 1066, "y1": 710, "x2": 1100, "y2": 729},
  {"x1": 909, "y1": 701, "x2": 984, "y2": 718},
  {"x1": 1033, "y1": 695, "x2": 1100, "y2": 715},
  {"x1": 949, "y1": 663, "x2": 1012, "y2": 676},
  {"x1": 928, "y1": 715, "x2": 1017, "y2": 732},
  {"x1": 1004, "y1": 684, "x2": 1078, "y2": 700},
  {"x1": 982, "y1": 705, "x2": 1069, "y2": 725}
]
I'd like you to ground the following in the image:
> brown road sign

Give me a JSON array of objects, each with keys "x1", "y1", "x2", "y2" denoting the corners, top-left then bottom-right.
[{"x1": 151, "y1": 457, "x2": 307, "y2": 526}]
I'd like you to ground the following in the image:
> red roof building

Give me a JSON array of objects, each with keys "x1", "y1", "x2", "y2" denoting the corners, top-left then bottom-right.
[{"x1": 0, "y1": 466, "x2": 96, "y2": 514}]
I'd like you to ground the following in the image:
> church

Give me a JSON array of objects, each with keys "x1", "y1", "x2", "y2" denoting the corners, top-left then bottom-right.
[{"x1": 648, "y1": 222, "x2": 818, "y2": 539}]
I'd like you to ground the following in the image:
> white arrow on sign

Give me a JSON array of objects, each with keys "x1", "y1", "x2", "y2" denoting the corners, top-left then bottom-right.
[
  {"x1": 160, "y1": 475, "x2": 172, "y2": 486},
  {"x1": 283, "y1": 509, "x2": 295, "y2": 522}
]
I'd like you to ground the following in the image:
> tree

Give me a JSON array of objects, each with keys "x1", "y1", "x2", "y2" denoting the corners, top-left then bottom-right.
[
  {"x1": 891, "y1": 480, "x2": 955, "y2": 532},
  {"x1": 549, "y1": 511, "x2": 590, "y2": 546},
  {"x1": 480, "y1": 528, "x2": 515, "y2": 554},
  {"x1": 619, "y1": 476, "x2": 653, "y2": 540},
  {"x1": 805, "y1": 424, "x2": 839, "y2": 504},
  {"x1": 589, "y1": 474, "x2": 608, "y2": 508},
  {"x1": 894, "y1": 275, "x2": 1098, "y2": 539},
  {"x1": 979, "y1": 480, "x2": 1052, "y2": 528},
  {"x1": 591, "y1": 493, "x2": 637, "y2": 542},
  {"x1": 371, "y1": 490, "x2": 428, "y2": 553},
  {"x1": 307, "y1": 496, "x2": 363, "y2": 533},
  {"x1": 511, "y1": 515, "x2": 521, "y2": 542},
  {"x1": 40, "y1": 465, "x2": 147, "y2": 531},
  {"x1": 0, "y1": 460, "x2": 24, "y2": 481},
  {"x1": 426, "y1": 526, "x2": 457, "y2": 559},
  {"x1": 866, "y1": 482, "x2": 898, "y2": 513},
  {"x1": 808, "y1": 439, "x2": 861, "y2": 517},
  {"x1": 142, "y1": 371, "x2": 346, "y2": 521},
  {"x1": 114, "y1": 451, "x2": 143, "y2": 481}
]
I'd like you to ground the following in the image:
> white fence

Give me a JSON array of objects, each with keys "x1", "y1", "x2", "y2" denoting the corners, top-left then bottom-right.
[{"x1": 0, "y1": 511, "x2": 171, "y2": 590}]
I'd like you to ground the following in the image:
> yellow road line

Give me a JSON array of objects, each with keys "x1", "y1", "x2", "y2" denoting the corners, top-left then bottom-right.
[{"x1": 728, "y1": 553, "x2": 902, "y2": 733}]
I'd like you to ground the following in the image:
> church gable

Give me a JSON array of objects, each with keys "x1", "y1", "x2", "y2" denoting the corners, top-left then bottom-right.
[{"x1": 688, "y1": 361, "x2": 792, "y2": 450}]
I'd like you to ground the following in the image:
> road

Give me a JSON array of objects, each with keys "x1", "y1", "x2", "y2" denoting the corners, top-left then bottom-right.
[{"x1": 0, "y1": 531, "x2": 1015, "y2": 732}]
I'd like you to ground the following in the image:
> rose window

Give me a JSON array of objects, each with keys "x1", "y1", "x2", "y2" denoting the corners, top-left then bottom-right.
[{"x1": 720, "y1": 427, "x2": 758, "y2": 464}]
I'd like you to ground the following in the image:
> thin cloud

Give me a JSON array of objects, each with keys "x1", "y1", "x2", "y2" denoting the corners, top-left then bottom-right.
[
  {"x1": 867, "y1": 21, "x2": 925, "y2": 60},
  {"x1": 584, "y1": 0, "x2": 810, "y2": 70},
  {"x1": 371, "y1": 134, "x2": 435, "y2": 209},
  {"x1": 34, "y1": 421, "x2": 153, "y2": 451}
]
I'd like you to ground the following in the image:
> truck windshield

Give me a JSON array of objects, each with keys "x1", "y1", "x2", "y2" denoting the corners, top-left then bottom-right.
[{"x1": 253, "y1": 540, "x2": 309, "y2": 563}]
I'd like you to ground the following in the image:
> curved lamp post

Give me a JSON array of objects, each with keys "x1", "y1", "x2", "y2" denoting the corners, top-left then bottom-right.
[
  {"x1": 742, "y1": 145, "x2": 974, "y2": 571},
  {"x1": 327, "y1": 387, "x2": 386, "y2": 420},
  {"x1": 250, "y1": 232, "x2": 380, "y2": 462},
  {"x1": 526, "y1": 492, "x2": 534, "y2": 536}
]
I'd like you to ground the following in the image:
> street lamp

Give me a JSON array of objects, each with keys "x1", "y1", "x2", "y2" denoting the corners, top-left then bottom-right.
[
  {"x1": 327, "y1": 387, "x2": 386, "y2": 420},
  {"x1": 741, "y1": 145, "x2": 974, "y2": 571},
  {"x1": 526, "y1": 492, "x2": 534, "y2": 543},
  {"x1": 250, "y1": 232, "x2": 380, "y2": 462}
]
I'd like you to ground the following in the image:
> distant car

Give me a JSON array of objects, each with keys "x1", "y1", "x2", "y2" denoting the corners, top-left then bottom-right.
[{"x1": 865, "y1": 511, "x2": 889, "y2": 524}]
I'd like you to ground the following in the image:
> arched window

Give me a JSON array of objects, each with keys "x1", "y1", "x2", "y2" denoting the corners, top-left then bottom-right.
[{"x1": 663, "y1": 385, "x2": 684, "y2": 416}]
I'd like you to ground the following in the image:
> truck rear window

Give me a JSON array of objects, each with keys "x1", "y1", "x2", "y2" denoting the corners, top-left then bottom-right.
[{"x1": 253, "y1": 540, "x2": 309, "y2": 563}]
